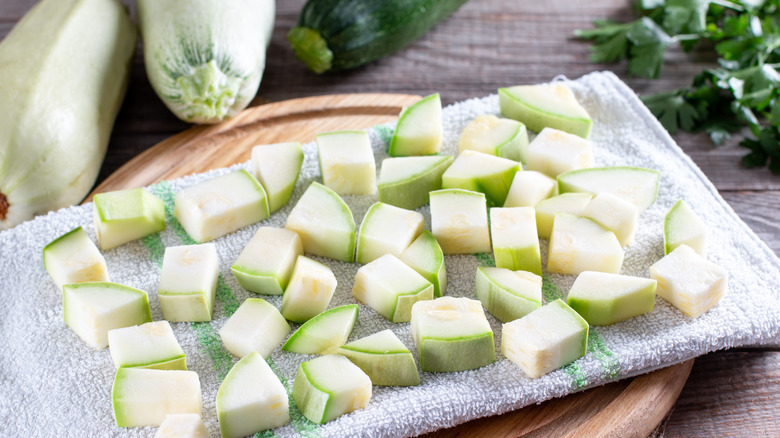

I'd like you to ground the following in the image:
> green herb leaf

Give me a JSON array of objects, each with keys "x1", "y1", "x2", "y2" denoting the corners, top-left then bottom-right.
[
  {"x1": 740, "y1": 127, "x2": 780, "y2": 173},
  {"x1": 574, "y1": 21, "x2": 633, "y2": 63},
  {"x1": 770, "y1": 97, "x2": 780, "y2": 126},
  {"x1": 705, "y1": 125, "x2": 732, "y2": 144},
  {"x1": 641, "y1": 0, "x2": 666, "y2": 10},
  {"x1": 715, "y1": 38, "x2": 753, "y2": 61},
  {"x1": 575, "y1": 0, "x2": 780, "y2": 174},
  {"x1": 741, "y1": 146, "x2": 768, "y2": 167},
  {"x1": 627, "y1": 18, "x2": 675, "y2": 78},
  {"x1": 642, "y1": 91, "x2": 701, "y2": 132},
  {"x1": 593, "y1": 32, "x2": 630, "y2": 62},
  {"x1": 722, "y1": 13, "x2": 750, "y2": 38},
  {"x1": 574, "y1": 20, "x2": 632, "y2": 40},
  {"x1": 663, "y1": 0, "x2": 710, "y2": 35}
]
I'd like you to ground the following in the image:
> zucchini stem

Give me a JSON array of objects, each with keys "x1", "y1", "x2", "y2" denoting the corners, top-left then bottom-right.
[
  {"x1": 0, "y1": 192, "x2": 7, "y2": 220},
  {"x1": 175, "y1": 60, "x2": 242, "y2": 122},
  {"x1": 288, "y1": 27, "x2": 334, "y2": 74}
]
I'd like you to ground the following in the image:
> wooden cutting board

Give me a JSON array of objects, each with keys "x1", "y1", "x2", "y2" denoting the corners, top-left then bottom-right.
[{"x1": 91, "y1": 93, "x2": 693, "y2": 437}]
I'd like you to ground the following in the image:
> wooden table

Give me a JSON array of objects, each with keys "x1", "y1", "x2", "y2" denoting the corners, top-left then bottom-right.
[{"x1": 3, "y1": 0, "x2": 779, "y2": 436}]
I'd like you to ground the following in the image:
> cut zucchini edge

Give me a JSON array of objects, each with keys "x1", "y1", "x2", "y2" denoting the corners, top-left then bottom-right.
[
  {"x1": 124, "y1": 355, "x2": 187, "y2": 370},
  {"x1": 556, "y1": 166, "x2": 660, "y2": 211},
  {"x1": 477, "y1": 266, "x2": 542, "y2": 303},
  {"x1": 663, "y1": 199, "x2": 707, "y2": 255},
  {"x1": 288, "y1": 27, "x2": 334, "y2": 74},
  {"x1": 42, "y1": 227, "x2": 86, "y2": 270},
  {"x1": 338, "y1": 346, "x2": 409, "y2": 355},
  {"x1": 296, "y1": 360, "x2": 335, "y2": 423},
  {"x1": 43, "y1": 227, "x2": 83, "y2": 252},
  {"x1": 498, "y1": 88, "x2": 592, "y2": 137},
  {"x1": 663, "y1": 200, "x2": 681, "y2": 254},
  {"x1": 378, "y1": 156, "x2": 453, "y2": 187},
  {"x1": 310, "y1": 182, "x2": 356, "y2": 230},
  {"x1": 498, "y1": 88, "x2": 592, "y2": 124},
  {"x1": 282, "y1": 304, "x2": 359, "y2": 353},
  {"x1": 388, "y1": 93, "x2": 442, "y2": 156},
  {"x1": 289, "y1": 182, "x2": 357, "y2": 263}
]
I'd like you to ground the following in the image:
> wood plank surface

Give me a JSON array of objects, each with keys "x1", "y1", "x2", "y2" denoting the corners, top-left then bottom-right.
[
  {"x1": 89, "y1": 93, "x2": 422, "y2": 197},
  {"x1": 423, "y1": 361, "x2": 693, "y2": 438},
  {"x1": 2, "y1": 0, "x2": 779, "y2": 436},
  {"x1": 664, "y1": 350, "x2": 780, "y2": 437}
]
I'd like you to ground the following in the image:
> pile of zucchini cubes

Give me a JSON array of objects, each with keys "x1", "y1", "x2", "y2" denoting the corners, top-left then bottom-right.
[{"x1": 43, "y1": 84, "x2": 726, "y2": 436}]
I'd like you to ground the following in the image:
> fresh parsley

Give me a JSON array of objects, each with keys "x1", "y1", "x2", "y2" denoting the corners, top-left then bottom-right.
[{"x1": 576, "y1": 0, "x2": 780, "y2": 174}]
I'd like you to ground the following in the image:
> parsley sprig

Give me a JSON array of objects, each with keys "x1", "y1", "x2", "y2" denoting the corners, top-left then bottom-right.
[{"x1": 576, "y1": 0, "x2": 780, "y2": 174}]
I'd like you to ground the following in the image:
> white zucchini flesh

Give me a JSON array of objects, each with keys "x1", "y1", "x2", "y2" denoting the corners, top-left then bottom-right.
[
  {"x1": 282, "y1": 305, "x2": 358, "y2": 355},
  {"x1": 155, "y1": 414, "x2": 210, "y2": 438},
  {"x1": 501, "y1": 299, "x2": 589, "y2": 378},
  {"x1": 43, "y1": 227, "x2": 109, "y2": 290},
  {"x1": 352, "y1": 254, "x2": 434, "y2": 323},
  {"x1": 337, "y1": 329, "x2": 421, "y2": 387},
  {"x1": 664, "y1": 199, "x2": 708, "y2": 256},
  {"x1": 107, "y1": 321, "x2": 186, "y2": 369},
  {"x1": 137, "y1": 0, "x2": 275, "y2": 124},
  {"x1": 557, "y1": 166, "x2": 660, "y2": 212},
  {"x1": 400, "y1": 230, "x2": 447, "y2": 298},
  {"x1": 356, "y1": 202, "x2": 424, "y2": 265},
  {"x1": 217, "y1": 352, "x2": 290, "y2": 437},
  {"x1": 0, "y1": 0, "x2": 136, "y2": 230},
  {"x1": 284, "y1": 182, "x2": 356, "y2": 263},
  {"x1": 112, "y1": 368, "x2": 202, "y2": 427}
]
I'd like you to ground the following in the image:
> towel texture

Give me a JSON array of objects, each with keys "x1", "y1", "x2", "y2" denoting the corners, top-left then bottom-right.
[{"x1": 1, "y1": 71, "x2": 779, "y2": 437}]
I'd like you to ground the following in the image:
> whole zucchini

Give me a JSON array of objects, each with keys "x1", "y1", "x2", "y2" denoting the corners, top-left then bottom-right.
[
  {"x1": 288, "y1": 0, "x2": 470, "y2": 73},
  {"x1": 137, "y1": 0, "x2": 275, "y2": 124},
  {"x1": 0, "y1": 0, "x2": 136, "y2": 230}
]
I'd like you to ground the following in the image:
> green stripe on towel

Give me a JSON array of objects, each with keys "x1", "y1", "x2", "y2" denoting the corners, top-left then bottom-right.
[
  {"x1": 141, "y1": 233, "x2": 166, "y2": 268},
  {"x1": 475, "y1": 252, "x2": 496, "y2": 267},
  {"x1": 564, "y1": 363, "x2": 589, "y2": 389},
  {"x1": 541, "y1": 274, "x2": 564, "y2": 303},
  {"x1": 542, "y1": 274, "x2": 620, "y2": 385},
  {"x1": 542, "y1": 276, "x2": 589, "y2": 388},
  {"x1": 191, "y1": 322, "x2": 234, "y2": 380},
  {"x1": 374, "y1": 125, "x2": 394, "y2": 151},
  {"x1": 587, "y1": 328, "x2": 620, "y2": 380},
  {"x1": 266, "y1": 358, "x2": 321, "y2": 437}
]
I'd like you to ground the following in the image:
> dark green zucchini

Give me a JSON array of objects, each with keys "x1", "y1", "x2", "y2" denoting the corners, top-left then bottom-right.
[{"x1": 288, "y1": 0, "x2": 469, "y2": 73}]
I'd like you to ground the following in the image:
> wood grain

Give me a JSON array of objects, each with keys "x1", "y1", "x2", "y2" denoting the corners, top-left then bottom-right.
[
  {"x1": 721, "y1": 191, "x2": 780, "y2": 253},
  {"x1": 423, "y1": 380, "x2": 633, "y2": 438},
  {"x1": 89, "y1": 93, "x2": 421, "y2": 197},
  {"x1": 3, "y1": 0, "x2": 779, "y2": 436},
  {"x1": 569, "y1": 361, "x2": 693, "y2": 438},
  {"x1": 665, "y1": 351, "x2": 780, "y2": 437},
  {"x1": 425, "y1": 361, "x2": 693, "y2": 438}
]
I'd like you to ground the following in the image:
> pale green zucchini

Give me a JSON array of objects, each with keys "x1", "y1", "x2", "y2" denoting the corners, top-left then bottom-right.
[
  {"x1": 137, "y1": 0, "x2": 275, "y2": 124},
  {"x1": 0, "y1": 0, "x2": 136, "y2": 230}
]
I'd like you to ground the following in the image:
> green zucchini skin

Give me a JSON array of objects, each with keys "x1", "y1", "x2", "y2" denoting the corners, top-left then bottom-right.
[
  {"x1": 137, "y1": 0, "x2": 275, "y2": 124},
  {"x1": 289, "y1": 0, "x2": 470, "y2": 73}
]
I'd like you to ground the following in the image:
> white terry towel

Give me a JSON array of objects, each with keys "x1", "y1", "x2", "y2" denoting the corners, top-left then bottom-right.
[{"x1": 1, "y1": 71, "x2": 779, "y2": 437}]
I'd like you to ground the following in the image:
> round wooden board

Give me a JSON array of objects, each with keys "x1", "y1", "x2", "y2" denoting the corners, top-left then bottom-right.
[{"x1": 91, "y1": 93, "x2": 694, "y2": 437}]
